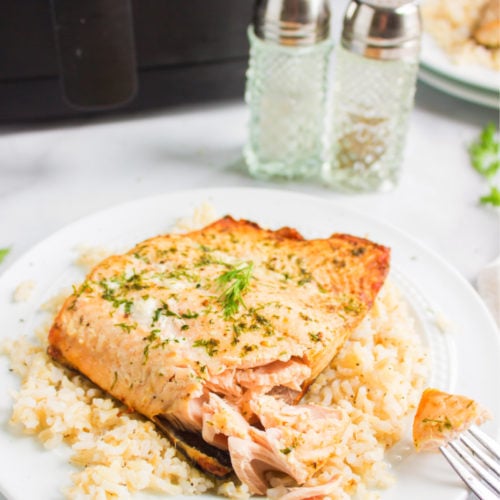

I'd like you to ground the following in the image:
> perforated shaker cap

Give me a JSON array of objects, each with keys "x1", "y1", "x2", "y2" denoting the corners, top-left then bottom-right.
[
  {"x1": 253, "y1": 0, "x2": 331, "y2": 46},
  {"x1": 341, "y1": 0, "x2": 421, "y2": 60}
]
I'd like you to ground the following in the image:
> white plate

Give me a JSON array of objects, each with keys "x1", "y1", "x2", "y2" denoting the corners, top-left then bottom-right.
[
  {"x1": 419, "y1": 65, "x2": 500, "y2": 109},
  {"x1": 0, "y1": 188, "x2": 499, "y2": 500},
  {"x1": 420, "y1": 32, "x2": 500, "y2": 93}
]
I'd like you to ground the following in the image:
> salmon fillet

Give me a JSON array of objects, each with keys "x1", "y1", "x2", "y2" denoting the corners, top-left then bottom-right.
[
  {"x1": 413, "y1": 388, "x2": 491, "y2": 452},
  {"x1": 48, "y1": 216, "x2": 390, "y2": 496}
]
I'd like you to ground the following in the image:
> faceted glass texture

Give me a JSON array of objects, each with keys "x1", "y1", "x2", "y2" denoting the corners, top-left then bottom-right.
[
  {"x1": 244, "y1": 29, "x2": 332, "y2": 180},
  {"x1": 324, "y1": 46, "x2": 419, "y2": 192}
]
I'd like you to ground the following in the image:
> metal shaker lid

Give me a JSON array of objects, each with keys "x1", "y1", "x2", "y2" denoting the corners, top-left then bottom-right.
[
  {"x1": 253, "y1": 0, "x2": 330, "y2": 46},
  {"x1": 341, "y1": 0, "x2": 421, "y2": 60}
]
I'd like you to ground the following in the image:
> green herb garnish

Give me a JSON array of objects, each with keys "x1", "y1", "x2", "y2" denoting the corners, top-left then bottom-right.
[
  {"x1": 72, "y1": 280, "x2": 94, "y2": 297},
  {"x1": 142, "y1": 329, "x2": 179, "y2": 362},
  {"x1": 470, "y1": 123, "x2": 500, "y2": 179},
  {"x1": 216, "y1": 261, "x2": 254, "y2": 318},
  {"x1": 469, "y1": 123, "x2": 500, "y2": 206},
  {"x1": 480, "y1": 185, "x2": 500, "y2": 207},
  {"x1": 0, "y1": 247, "x2": 10, "y2": 264},
  {"x1": 340, "y1": 294, "x2": 365, "y2": 316},
  {"x1": 98, "y1": 280, "x2": 133, "y2": 313},
  {"x1": 308, "y1": 332, "x2": 321, "y2": 342},
  {"x1": 152, "y1": 301, "x2": 181, "y2": 324},
  {"x1": 115, "y1": 322, "x2": 137, "y2": 333},
  {"x1": 181, "y1": 310, "x2": 199, "y2": 319},
  {"x1": 296, "y1": 258, "x2": 313, "y2": 286},
  {"x1": 193, "y1": 338, "x2": 219, "y2": 357},
  {"x1": 231, "y1": 323, "x2": 243, "y2": 345},
  {"x1": 123, "y1": 271, "x2": 148, "y2": 291},
  {"x1": 121, "y1": 299, "x2": 133, "y2": 315},
  {"x1": 240, "y1": 344, "x2": 257, "y2": 356},
  {"x1": 143, "y1": 330, "x2": 160, "y2": 361},
  {"x1": 422, "y1": 416, "x2": 454, "y2": 432}
]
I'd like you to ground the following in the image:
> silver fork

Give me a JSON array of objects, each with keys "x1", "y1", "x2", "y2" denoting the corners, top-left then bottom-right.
[{"x1": 440, "y1": 425, "x2": 500, "y2": 500}]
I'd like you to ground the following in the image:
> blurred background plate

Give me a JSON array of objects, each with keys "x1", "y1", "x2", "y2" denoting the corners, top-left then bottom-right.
[
  {"x1": 420, "y1": 33, "x2": 500, "y2": 94},
  {"x1": 419, "y1": 64, "x2": 500, "y2": 109}
]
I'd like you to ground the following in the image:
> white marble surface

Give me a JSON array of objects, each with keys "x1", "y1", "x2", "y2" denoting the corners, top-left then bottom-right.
[{"x1": 0, "y1": 82, "x2": 498, "y2": 286}]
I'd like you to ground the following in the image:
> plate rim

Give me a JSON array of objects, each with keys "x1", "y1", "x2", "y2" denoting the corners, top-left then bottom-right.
[{"x1": 419, "y1": 65, "x2": 500, "y2": 109}]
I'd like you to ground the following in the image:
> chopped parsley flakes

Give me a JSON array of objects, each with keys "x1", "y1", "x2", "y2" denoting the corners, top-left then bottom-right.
[{"x1": 193, "y1": 338, "x2": 219, "y2": 357}]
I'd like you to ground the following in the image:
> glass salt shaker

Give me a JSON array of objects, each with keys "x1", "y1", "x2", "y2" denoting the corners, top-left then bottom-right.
[
  {"x1": 244, "y1": 0, "x2": 332, "y2": 180},
  {"x1": 323, "y1": 0, "x2": 421, "y2": 192}
]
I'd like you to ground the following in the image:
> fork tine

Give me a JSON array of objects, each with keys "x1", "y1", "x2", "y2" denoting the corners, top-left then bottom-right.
[
  {"x1": 448, "y1": 439, "x2": 500, "y2": 494},
  {"x1": 440, "y1": 444, "x2": 499, "y2": 500},
  {"x1": 461, "y1": 432, "x2": 500, "y2": 478},
  {"x1": 468, "y1": 426, "x2": 500, "y2": 460}
]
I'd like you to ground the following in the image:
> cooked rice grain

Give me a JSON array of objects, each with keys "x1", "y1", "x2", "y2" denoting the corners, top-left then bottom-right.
[
  {"x1": 2, "y1": 336, "x2": 215, "y2": 499},
  {"x1": 173, "y1": 201, "x2": 219, "y2": 233},
  {"x1": 12, "y1": 280, "x2": 36, "y2": 302},
  {"x1": 74, "y1": 246, "x2": 114, "y2": 272}
]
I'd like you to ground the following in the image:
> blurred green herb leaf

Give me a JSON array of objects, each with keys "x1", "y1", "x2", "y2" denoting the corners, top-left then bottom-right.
[
  {"x1": 469, "y1": 123, "x2": 499, "y2": 206},
  {"x1": 0, "y1": 247, "x2": 10, "y2": 264},
  {"x1": 480, "y1": 186, "x2": 500, "y2": 207},
  {"x1": 469, "y1": 122, "x2": 500, "y2": 180}
]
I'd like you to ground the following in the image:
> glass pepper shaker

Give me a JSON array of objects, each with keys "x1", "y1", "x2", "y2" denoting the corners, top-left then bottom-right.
[
  {"x1": 323, "y1": 0, "x2": 421, "y2": 192},
  {"x1": 244, "y1": 0, "x2": 332, "y2": 180}
]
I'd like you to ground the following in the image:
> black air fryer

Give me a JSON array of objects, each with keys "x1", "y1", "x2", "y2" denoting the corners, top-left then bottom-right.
[{"x1": 0, "y1": 0, "x2": 253, "y2": 122}]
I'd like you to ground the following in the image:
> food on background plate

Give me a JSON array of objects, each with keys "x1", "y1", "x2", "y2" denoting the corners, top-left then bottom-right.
[
  {"x1": 48, "y1": 216, "x2": 390, "y2": 496},
  {"x1": 422, "y1": 0, "x2": 500, "y2": 70},
  {"x1": 473, "y1": 0, "x2": 500, "y2": 48},
  {"x1": 413, "y1": 388, "x2": 492, "y2": 451}
]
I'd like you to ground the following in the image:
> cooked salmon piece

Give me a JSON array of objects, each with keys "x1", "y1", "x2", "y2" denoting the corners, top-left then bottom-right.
[
  {"x1": 48, "y1": 216, "x2": 390, "y2": 495},
  {"x1": 413, "y1": 388, "x2": 492, "y2": 452}
]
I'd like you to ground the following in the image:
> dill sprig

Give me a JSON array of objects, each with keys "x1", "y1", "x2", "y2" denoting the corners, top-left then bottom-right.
[{"x1": 216, "y1": 261, "x2": 254, "y2": 318}]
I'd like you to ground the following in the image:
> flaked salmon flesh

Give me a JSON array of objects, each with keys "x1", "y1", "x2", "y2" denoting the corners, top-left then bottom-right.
[{"x1": 48, "y1": 216, "x2": 390, "y2": 497}]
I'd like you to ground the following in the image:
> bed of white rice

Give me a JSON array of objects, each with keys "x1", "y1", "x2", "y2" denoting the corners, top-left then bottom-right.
[
  {"x1": 422, "y1": 0, "x2": 500, "y2": 70},
  {"x1": 1, "y1": 207, "x2": 428, "y2": 500}
]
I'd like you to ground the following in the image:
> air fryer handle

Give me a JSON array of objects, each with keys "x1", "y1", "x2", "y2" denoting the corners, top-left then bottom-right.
[{"x1": 51, "y1": 0, "x2": 137, "y2": 110}]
